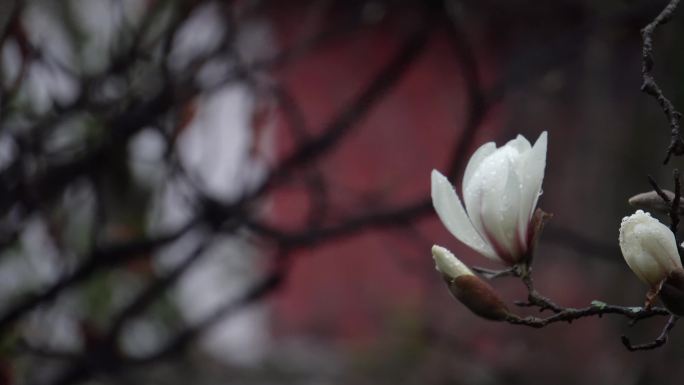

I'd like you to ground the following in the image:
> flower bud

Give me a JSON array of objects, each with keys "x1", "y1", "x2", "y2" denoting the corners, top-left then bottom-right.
[
  {"x1": 660, "y1": 268, "x2": 684, "y2": 316},
  {"x1": 432, "y1": 245, "x2": 511, "y2": 321},
  {"x1": 619, "y1": 210, "x2": 683, "y2": 288},
  {"x1": 432, "y1": 244, "x2": 473, "y2": 279}
]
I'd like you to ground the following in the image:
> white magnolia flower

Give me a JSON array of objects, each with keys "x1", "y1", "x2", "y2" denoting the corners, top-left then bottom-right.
[
  {"x1": 619, "y1": 210, "x2": 682, "y2": 287},
  {"x1": 431, "y1": 132, "x2": 547, "y2": 265}
]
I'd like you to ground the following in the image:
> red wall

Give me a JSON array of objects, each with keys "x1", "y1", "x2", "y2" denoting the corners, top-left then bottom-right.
[{"x1": 264, "y1": 5, "x2": 504, "y2": 345}]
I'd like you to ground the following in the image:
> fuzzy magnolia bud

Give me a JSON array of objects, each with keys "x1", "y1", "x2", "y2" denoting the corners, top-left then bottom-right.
[
  {"x1": 432, "y1": 245, "x2": 511, "y2": 321},
  {"x1": 619, "y1": 210, "x2": 683, "y2": 288},
  {"x1": 660, "y1": 268, "x2": 684, "y2": 316}
]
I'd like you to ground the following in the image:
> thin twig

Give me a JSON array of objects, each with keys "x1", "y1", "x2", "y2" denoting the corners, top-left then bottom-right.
[
  {"x1": 473, "y1": 262, "x2": 673, "y2": 349},
  {"x1": 646, "y1": 172, "x2": 681, "y2": 234},
  {"x1": 621, "y1": 315, "x2": 678, "y2": 351},
  {"x1": 647, "y1": 174, "x2": 671, "y2": 204},
  {"x1": 506, "y1": 304, "x2": 670, "y2": 328},
  {"x1": 473, "y1": 264, "x2": 563, "y2": 313},
  {"x1": 510, "y1": 264, "x2": 673, "y2": 349},
  {"x1": 671, "y1": 169, "x2": 681, "y2": 233},
  {"x1": 517, "y1": 267, "x2": 564, "y2": 313},
  {"x1": 640, "y1": 0, "x2": 683, "y2": 164}
]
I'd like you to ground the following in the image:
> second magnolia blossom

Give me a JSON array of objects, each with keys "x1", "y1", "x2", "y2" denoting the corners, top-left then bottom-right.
[
  {"x1": 619, "y1": 209, "x2": 684, "y2": 315},
  {"x1": 431, "y1": 132, "x2": 547, "y2": 265},
  {"x1": 619, "y1": 210, "x2": 683, "y2": 287}
]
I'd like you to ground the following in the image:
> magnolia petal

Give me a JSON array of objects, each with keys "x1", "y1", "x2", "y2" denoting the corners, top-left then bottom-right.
[
  {"x1": 505, "y1": 134, "x2": 532, "y2": 153},
  {"x1": 463, "y1": 147, "x2": 513, "y2": 253},
  {"x1": 629, "y1": 223, "x2": 675, "y2": 286},
  {"x1": 463, "y1": 177, "x2": 486, "y2": 246},
  {"x1": 637, "y1": 222, "x2": 683, "y2": 271},
  {"x1": 462, "y1": 142, "x2": 496, "y2": 195},
  {"x1": 431, "y1": 170, "x2": 498, "y2": 261},
  {"x1": 479, "y1": 160, "x2": 522, "y2": 262},
  {"x1": 517, "y1": 131, "x2": 547, "y2": 239}
]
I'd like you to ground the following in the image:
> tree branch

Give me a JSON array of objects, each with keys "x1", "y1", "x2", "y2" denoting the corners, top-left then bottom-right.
[
  {"x1": 640, "y1": 0, "x2": 683, "y2": 164},
  {"x1": 621, "y1": 315, "x2": 678, "y2": 351}
]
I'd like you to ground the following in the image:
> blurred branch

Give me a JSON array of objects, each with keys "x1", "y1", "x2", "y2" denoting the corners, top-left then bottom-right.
[
  {"x1": 443, "y1": 3, "x2": 497, "y2": 178},
  {"x1": 106, "y1": 240, "x2": 211, "y2": 337},
  {"x1": 245, "y1": 199, "x2": 431, "y2": 248},
  {"x1": 15, "y1": 340, "x2": 80, "y2": 361},
  {"x1": 132, "y1": 261, "x2": 287, "y2": 365},
  {"x1": 257, "y1": 22, "x2": 433, "y2": 194},
  {"x1": 0, "y1": 0, "x2": 22, "y2": 57},
  {"x1": 43, "y1": 8, "x2": 513, "y2": 383},
  {"x1": 0, "y1": 219, "x2": 197, "y2": 334}
]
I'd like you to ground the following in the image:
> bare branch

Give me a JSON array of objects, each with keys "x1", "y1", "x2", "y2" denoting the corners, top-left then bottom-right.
[
  {"x1": 621, "y1": 315, "x2": 679, "y2": 351},
  {"x1": 506, "y1": 303, "x2": 669, "y2": 328},
  {"x1": 640, "y1": 0, "x2": 683, "y2": 164}
]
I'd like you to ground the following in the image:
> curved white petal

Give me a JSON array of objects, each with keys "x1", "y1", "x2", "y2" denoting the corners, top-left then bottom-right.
[
  {"x1": 431, "y1": 170, "x2": 498, "y2": 261},
  {"x1": 517, "y1": 131, "x2": 547, "y2": 238},
  {"x1": 637, "y1": 221, "x2": 682, "y2": 267},
  {"x1": 505, "y1": 134, "x2": 531, "y2": 153},
  {"x1": 462, "y1": 142, "x2": 496, "y2": 194},
  {"x1": 479, "y1": 160, "x2": 522, "y2": 262},
  {"x1": 628, "y1": 224, "x2": 674, "y2": 286},
  {"x1": 463, "y1": 176, "x2": 486, "y2": 244},
  {"x1": 463, "y1": 148, "x2": 512, "y2": 245},
  {"x1": 619, "y1": 213, "x2": 649, "y2": 284}
]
